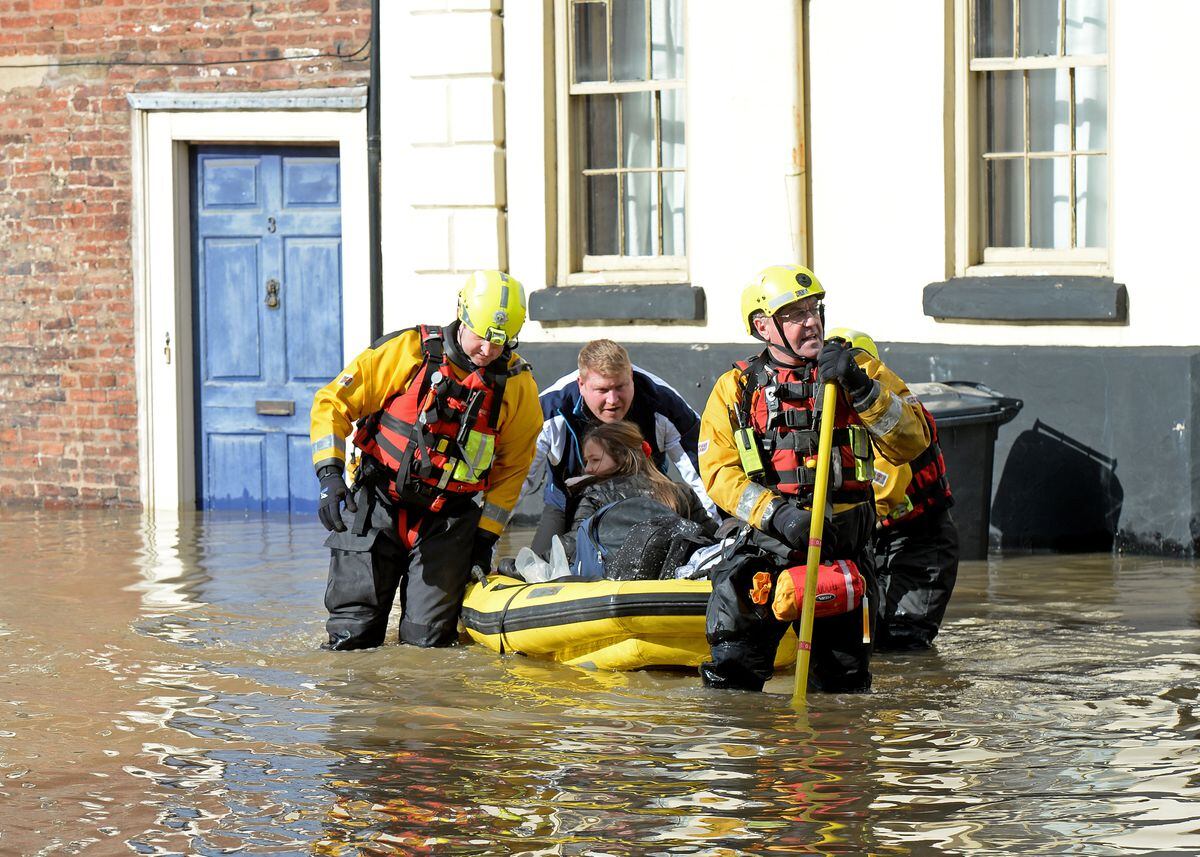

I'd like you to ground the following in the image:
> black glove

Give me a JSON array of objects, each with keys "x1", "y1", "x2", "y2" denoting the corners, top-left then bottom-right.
[
  {"x1": 469, "y1": 530, "x2": 499, "y2": 583},
  {"x1": 817, "y1": 340, "x2": 872, "y2": 401},
  {"x1": 769, "y1": 502, "x2": 813, "y2": 550},
  {"x1": 317, "y1": 466, "x2": 358, "y2": 533}
]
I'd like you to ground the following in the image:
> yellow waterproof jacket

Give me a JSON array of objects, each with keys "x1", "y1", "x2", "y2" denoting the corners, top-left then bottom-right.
[
  {"x1": 699, "y1": 352, "x2": 930, "y2": 529},
  {"x1": 310, "y1": 327, "x2": 542, "y2": 536},
  {"x1": 873, "y1": 458, "x2": 915, "y2": 522}
]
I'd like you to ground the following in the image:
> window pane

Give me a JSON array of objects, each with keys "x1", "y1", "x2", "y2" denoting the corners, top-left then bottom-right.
[
  {"x1": 623, "y1": 171, "x2": 654, "y2": 255},
  {"x1": 586, "y1": 174, "x2": 619, "y2": 255},
  {"x1": 1075, "y1": 67, "x2": 1107, "y2": 150},
  {"x1": 651, "y1": 0, "x2": 684, "y2": 80},
  {"x1": 1030, "y1": 157, "x2": 1070, "y2": 248},
  {"x1": 986, "y1": 158, "x2": 1024, "y2": 247},
  {"x1": 573, "y1": 1, "x2": 607, "y2": 83},
  {"x1": 660, "y1": 88, "x2": 686, "y2": 169},
  {"x1": 1076, "y1": 154, "x2": 1107, "y2": 247},
  {"x1": 974, "y1": 0, "x2": 1014, "y2": 58},
  {"x1": 620, "y1": 91, "x2": 654, "y2": 168},
  {"x1": 1028, "y1": 68, "x2": 1069, "y2": 152},
  {"x1": 662, "y1": 171, "x2": 685, "y2": 255},
  {"x1": 982, "y1": 71, "x2": 1023, "y2": 154},
  {"x1": 1066, "y1": 0, "x2": 1107, "y2": 55},
  {"x1": 584, "y1": 95, "x2": 617, "y2": 169},
  {"x1": 1019, "y1": 0, "x2": 1060, "y2": 57},
  {"x1": 612, "y1": 0, "x2": 648, "y2": 82}
]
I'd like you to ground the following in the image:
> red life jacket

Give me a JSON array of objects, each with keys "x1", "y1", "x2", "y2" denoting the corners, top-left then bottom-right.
[
  {"x1": 354, "y1": 325, "x2": 526, "y2": 512},
  {"x1": 879, "y1": 403, "x2": 953, "y2": 528},
  {"x1": 733, "y1": 352, "x2": 875, "y2": 505}
]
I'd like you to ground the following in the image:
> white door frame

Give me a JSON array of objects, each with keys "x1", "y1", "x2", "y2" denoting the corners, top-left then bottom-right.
[{"x1": 128, "y1": 88, "x2": 371, "y2": 511}]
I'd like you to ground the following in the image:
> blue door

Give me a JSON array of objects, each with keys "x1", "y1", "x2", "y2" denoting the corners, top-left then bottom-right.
[{"x1": 192, "y1": 145, "x2": 344, "y2": 514}]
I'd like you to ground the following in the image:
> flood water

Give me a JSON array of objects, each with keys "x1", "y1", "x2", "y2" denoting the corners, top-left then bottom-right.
[{"x1": 1, "y1": 509, "x2": 1198, "y2": 855}]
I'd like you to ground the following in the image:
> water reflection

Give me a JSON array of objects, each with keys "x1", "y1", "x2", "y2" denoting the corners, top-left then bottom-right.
[
  {"x1": 311, "y1": 661, "x2": 885, "y2": 854},
  {"x1": 0, "y1": 510, "x2": 1197, "y2": 854}
]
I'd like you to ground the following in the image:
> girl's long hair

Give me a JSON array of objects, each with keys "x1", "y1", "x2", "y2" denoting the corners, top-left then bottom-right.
[{"x1": 582, "y1": 421, "x2": 686, "y2": 514}]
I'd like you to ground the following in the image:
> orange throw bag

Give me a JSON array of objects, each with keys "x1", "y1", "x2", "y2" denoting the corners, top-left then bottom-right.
[{"x1": 771, "y1": 559, "x2": 865, "y2": 621}]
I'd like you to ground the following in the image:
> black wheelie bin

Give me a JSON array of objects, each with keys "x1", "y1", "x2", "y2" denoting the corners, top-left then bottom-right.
[{"x1": 909, "y1": 381, "x2": 1023, "y2": 560}]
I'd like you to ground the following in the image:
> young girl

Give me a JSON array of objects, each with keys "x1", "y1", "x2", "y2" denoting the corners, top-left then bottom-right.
[{"x1": 559, "y1": 421, "x2": 715, "y2": 560}]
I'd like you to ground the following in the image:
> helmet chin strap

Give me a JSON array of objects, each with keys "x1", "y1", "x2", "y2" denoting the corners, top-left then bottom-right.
[
  {"x1": 448, "y1": 320, "x2": 479, "y2": 370},
  {"x1": 768, "y1": 316, "x2": 809, "y2": 365},
  {"x1": 451, "y1": 319, "x2": 511, "y2": 371}
]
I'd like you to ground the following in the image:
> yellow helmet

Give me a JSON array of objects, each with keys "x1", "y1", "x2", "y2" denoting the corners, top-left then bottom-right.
[
  {"x1": 740, "y1": 265, "x2": 826, "y2": 336},
  {"x1": 826, "y1": 327, "x2": 878, "y2": 359},
  {"x1": 458, "y1": 270, "x2": 527, "y2": 346}
]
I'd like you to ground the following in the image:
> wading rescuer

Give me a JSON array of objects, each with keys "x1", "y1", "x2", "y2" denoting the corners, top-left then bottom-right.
[
  {"x1": 697, "y1": 265, "x2": 930, "y2": 692},
  {"x1": 309, "y1": 270, "x2": 542, "y2": 650},
  {"x1": 827, "y1": 328, "x2": 959, "y2": 651}
]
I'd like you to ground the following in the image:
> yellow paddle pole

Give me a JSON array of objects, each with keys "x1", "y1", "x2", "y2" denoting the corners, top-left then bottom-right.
[{"x1": 792, "y1": 381, "x2": 839, "y2": 706}]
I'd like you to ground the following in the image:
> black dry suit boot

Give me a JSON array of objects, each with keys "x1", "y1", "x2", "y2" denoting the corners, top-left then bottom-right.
[
  {"x1": 700, "y1": 653, "x2": 769, "y2": 693},
  {"x1": 321, "y1": 630, "x2": 360, "y2": 651}
]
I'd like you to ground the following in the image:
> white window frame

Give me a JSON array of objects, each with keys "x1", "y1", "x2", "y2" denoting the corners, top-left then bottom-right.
[
  {"x1": 554, "y1": 0, "x2": 688, "y2": 286},
  {"x1": 953, "y1": 0, "x2": 1113, "y2": 277}
]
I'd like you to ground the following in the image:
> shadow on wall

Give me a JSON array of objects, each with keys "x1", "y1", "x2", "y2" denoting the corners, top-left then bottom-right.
[{"x1": 991, "y1": 420, "x2": 1123, "y2": 552}]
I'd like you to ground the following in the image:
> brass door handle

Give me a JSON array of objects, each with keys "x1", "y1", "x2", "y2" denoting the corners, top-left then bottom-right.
[{"x1": 265, "y1": 278, "x2": 280, "y2": 309}]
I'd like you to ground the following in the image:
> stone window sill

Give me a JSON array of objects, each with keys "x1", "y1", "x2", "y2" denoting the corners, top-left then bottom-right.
[
  {"x1": 923, "y1": 276, "x2": 1127, "y2": 324},
  {"x1": 529, "y1": 284, "x2": 705, "y2": 325}
]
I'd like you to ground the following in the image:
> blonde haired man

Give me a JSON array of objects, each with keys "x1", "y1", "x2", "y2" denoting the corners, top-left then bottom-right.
[{"x1": 523, "y1": 338, "x2": 718, "y2": 556}]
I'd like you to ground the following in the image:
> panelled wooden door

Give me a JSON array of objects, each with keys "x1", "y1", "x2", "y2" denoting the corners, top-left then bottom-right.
[{"x1": 191, "y1": 145, "x2": 343, "y2": 513}]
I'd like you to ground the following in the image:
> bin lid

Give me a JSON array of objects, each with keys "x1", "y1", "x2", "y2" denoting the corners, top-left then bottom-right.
[{"x1": 908, "y1": 381, "x2": 1023, "y2": 428}]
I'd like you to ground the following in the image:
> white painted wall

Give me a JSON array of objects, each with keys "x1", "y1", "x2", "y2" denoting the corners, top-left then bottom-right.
[
  {"x1": 807, "y1": 1, "x2": 1196, "y2": 348},
  {"x1": 1108, "y1": 1, "x2": 1200, "y2": 345},
  {"x1": 684, "y1": 1, "x2": 809, "y2": 345},
  {"x1": 504, "y1": 0, "x2": 555, "y2": 295},
  {"x1": 389, "y1": 1, "x2": 1195, "y2": 349},
  {"x1": 505, "y1": 0, "x2": 806, "y2": 346},
  {"x1": 807, "y1": 1, "x2": 948, "y2": 346},
  {"x1": 381, "y1": 0, "x2": 507, "y2": 332}
]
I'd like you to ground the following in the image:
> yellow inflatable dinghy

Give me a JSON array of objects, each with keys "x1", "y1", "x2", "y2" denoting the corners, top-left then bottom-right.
[{"x1": 461, "y1": 575, "x2": 797, "y2": 671}]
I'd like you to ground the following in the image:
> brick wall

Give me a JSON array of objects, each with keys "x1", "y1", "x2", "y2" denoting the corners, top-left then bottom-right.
[{"x1": 0, "y1": 0, "x2": 371, "y2": 507}]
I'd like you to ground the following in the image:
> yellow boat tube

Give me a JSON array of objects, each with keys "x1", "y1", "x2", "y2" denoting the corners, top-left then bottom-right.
[{"x1": 461, "y1": 576, "x2": 798, "y2": 672}]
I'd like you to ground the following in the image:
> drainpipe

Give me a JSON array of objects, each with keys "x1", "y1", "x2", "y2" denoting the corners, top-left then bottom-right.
[
  {"x1": 367, "y1": 0, "x2": 383, "y2": 340},
  {"x1": 786, "y1": 0, "x2": 812, "y2": 266}
]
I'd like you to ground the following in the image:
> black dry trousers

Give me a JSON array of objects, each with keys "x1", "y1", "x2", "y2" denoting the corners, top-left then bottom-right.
[
  {"x1": 701, "y1": 503, "x2": 879, "y2": 693},
  {"x1": 322, "y1": 466, "x2": 481, "y2": 650},
  {"x1": 874, "y1": 505, "x2": 959, "y2": 651}
]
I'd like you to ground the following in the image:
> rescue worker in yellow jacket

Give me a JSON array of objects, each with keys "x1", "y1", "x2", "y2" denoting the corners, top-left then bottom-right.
[
  {"x1": 827, "y1": 328, "x2": 959, "y2": 651},
  {"x1": 309, "y1": 270, "x2": 542, "y2": 650},
  {"x1": 698, "y1": 265, "x2": 930, "y2": 692}
]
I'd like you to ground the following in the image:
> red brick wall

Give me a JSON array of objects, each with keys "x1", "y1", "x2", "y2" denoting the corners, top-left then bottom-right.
[{"x1": 0, "y1": 0, "x2": 371, "y2": 507}]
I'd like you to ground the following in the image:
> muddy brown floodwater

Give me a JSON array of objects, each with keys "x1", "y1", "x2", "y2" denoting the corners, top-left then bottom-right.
[{"x1": 1, "y1": 508, "x2": 1198, "y2": 855}]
